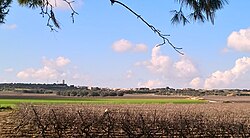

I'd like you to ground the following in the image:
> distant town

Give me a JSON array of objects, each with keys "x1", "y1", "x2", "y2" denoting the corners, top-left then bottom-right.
[{"x1": 0, "y1": 81, "x2": 250, "y2": 97}]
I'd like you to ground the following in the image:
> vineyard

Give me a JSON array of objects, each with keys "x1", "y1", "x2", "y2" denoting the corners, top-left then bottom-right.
[{"x1": 0, "y1": 103, "x2": 250, "y2": 137}]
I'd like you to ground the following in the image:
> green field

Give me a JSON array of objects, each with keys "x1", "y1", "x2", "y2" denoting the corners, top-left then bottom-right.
[{"x1": 0, "y1": 98, "x2": 206, "y2": 108}]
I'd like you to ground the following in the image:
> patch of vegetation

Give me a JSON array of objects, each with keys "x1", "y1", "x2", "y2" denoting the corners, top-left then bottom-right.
[
  {"x1": 1, "y1": 83, "x2": 250, "y2": 97},
  {"x1": 0, "y1": 105, "x2": 13, "y2": 111},
  {"x1": 0, "y1": 98, "x2": 206, "y2": 106}
]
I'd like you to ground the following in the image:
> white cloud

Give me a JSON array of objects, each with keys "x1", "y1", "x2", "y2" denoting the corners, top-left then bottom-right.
[
  {"x1": 174, "y1": 57, "x2": 198, "y2": 78},
  {"x1": 227, "y1": 28, "x2": 250, "y2": 52},
  {"x1": 112, "y1": 39, "x2": 132, "y2": 53},
  {"x1": 140, "y1": 46, "x2": 172, "y2": 74},
  {"x1": 189, "y1": 77, "x2": 203, "y2": 88},
  {"x1": 17, "y1": 56, "x2": 71, "y2": 81},
  {"x1": 49, "y1": 0, "x2": 68, "y2": 9},
  {"x1": 138, "y1": 47, "x2": 197, "y2": 78},
  {"x1": 35, "y1": 0, "x2": 83, "y2": 11},
  {"x1": 48, "y1": 0, "x2": 83, "y2": 9},
  {"x1": 204, "y1": 57, "x2": 250, "y2": 89},
  {"x1": 4, "y1": 68, "x2": 14, "y2": 73},
  {"x1": 17, "y1": 66, "x2": 59, "y2": 80},
  {"x1": 126, "y1": 70, "x2": 133, "y2": 79},
  {"x1": 133, "y1": 44, "x2": 148, "y2": 52},
  {"x1": 1, "y1": 24, "x2": 17, "y2": 30},
  {"x1": 33, "y1": 66, "x2": 60, "y2": 79},
  {"x1": 112, "y1": 39, "x2": 148, "y2": 53},
  {"x1": 15, "y1": 56, "x2": 92, "y2": 85},
  {"x1": 42, "y1": 56, "x2": 70, "y2": 68},
  {"x1": 136, "y1": 47, "x2": 198, "y2": 88},
  {"x1": 17, "y1": 69, "x2": 32, "y2": 79},
  {"x1": 55, "y1": 56, "x2": 71, "y2": 67},
  {"x1": 138, "y1": 80, "x2": 163, "y2": 88}
]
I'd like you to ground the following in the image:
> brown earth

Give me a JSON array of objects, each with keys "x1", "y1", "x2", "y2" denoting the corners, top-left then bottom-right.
[
  {"x1": 0, "y1": 92, "x2": 62, "y2": 99},
  {"x1": 2, "y1": 103, "x2": 250, "y2": 137},
  {"x1": 0, "y1": 110, "x2": 15, "y2": 138},
  {"x1": 203, "y1": 95, "x2": 250, "y2": 103}
]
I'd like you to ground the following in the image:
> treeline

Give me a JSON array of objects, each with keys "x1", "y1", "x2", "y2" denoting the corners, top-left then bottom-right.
[
  {"x1": 21, "y1": 89, "x2": 53, "y2": 94},
  {"x1": 56, "y1": 90, "x2": 124, "y2": 97},
  {"x1": 153, "y1": 88, "x2": 250, "y2": 97},
  {"x1": 1, "y1": 83, "x2": 250, "y2": 97},
  {"x1": 0, "y1": 83, "x2": 67, "y2": 90}
]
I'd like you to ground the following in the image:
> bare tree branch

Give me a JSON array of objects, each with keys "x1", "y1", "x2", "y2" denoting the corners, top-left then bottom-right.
[
  {"x1": 39, "y1": 0, "x2": 59, "y2": 31},
  {"x1": 62, "y1": 0, "x2": 79, "y2": 23},
  {"x1": 39, "y1": 0, "x2": 78, "y2": 31},
  {"x1": 110, "y1": 0, "x2": 184, "y2": 55}
]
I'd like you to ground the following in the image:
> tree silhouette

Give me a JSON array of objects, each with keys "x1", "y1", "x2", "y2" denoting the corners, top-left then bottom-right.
[{"x1": 0, "y1": 0, "x2": 12, "y2": 23}]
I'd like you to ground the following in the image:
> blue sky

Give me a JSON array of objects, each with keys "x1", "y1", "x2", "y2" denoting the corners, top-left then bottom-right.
[{"x1": 1, "y1": 0, "x2": 250, "y2": 89}]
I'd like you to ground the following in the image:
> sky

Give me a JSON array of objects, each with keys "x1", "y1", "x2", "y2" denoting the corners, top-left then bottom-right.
[{"x1": 1, "y1": 0, "x2": 250, "y2": 89}]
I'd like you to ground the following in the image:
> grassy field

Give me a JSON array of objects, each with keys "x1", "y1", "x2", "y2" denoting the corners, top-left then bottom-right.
[{"x1": 0, "y1": 98, "x2": 206, "y2": 108}]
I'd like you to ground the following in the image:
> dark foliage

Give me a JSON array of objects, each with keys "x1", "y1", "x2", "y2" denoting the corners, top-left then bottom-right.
[{"x1": 0, "y1": 0, "x2": 12, "y2": 23}]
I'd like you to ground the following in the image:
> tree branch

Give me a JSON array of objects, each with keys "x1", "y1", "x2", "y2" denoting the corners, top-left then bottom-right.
[
  {"x1": 39, "y1": 0, "x2": 59, "y2": 31},
  {"x1": 39, "y1": 0, "x2": 78, "y2": 31},
  {"x1": 110, "y1": 0, "x2": 184, "y2": 55},
  {"x1": 63, "y1": 0, "x2": 79, "y2": 23}
]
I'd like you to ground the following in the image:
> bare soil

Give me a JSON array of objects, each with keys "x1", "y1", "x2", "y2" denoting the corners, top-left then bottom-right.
[
  {"x1": 203, "y1": 95, "x2": 250, "y2": 103},
  {"x1": 0, "y1": 92, "x2": 61, "y2": 99},
  {"x1": 0, "y1": 110, "x2": 15, "y2": 137},
  {"x1": 3, "y1": 103, "x2": 250, "y2": 137}
]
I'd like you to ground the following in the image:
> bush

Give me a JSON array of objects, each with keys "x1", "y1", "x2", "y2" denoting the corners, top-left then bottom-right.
[
  {"x1": 70, "y1": 91, "x2": 78, "y2": 96},
  {"x1": 0, "y1": 106, "x2": 13, "y2": 111},
  {"x1": 79, "y1": 90, "x2": 89, "y2": 97},
  {"x1": 100, "y1": 91, "x2": 109, "y2": 97},
  {"x1": 117, "y1": 91, "x2": 124, "y2": 96},
  {"x1": 109, "y1": 91, "x2": 117, "y2": 96},
  {"x1": 55, "y1": 91, "x2": 61, "y2": 95},
  {"x1": 88, "y1": 91, "x2": 100, "y2": 96}
]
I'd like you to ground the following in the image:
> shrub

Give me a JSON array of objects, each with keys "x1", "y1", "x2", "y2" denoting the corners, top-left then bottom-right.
[
  {"x1": 117, "y1": 91, "x2": 124, "y2": 96},
  {"x1": 88, "y1": 91, "x2": 100, "y2": 96}
]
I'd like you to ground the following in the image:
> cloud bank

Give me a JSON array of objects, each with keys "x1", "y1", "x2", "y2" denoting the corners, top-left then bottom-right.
[
  {"x1": 204, "y1": 57, "x2": 250, "y2": 89},
  {"x1": 188, "y1": 57, "x2": 250, "y2": 89}
]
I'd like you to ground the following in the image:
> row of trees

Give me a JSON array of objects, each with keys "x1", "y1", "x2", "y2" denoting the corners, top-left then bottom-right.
[{"x1": 56, "y1": 89, "x2": 124, "y2": 97}]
